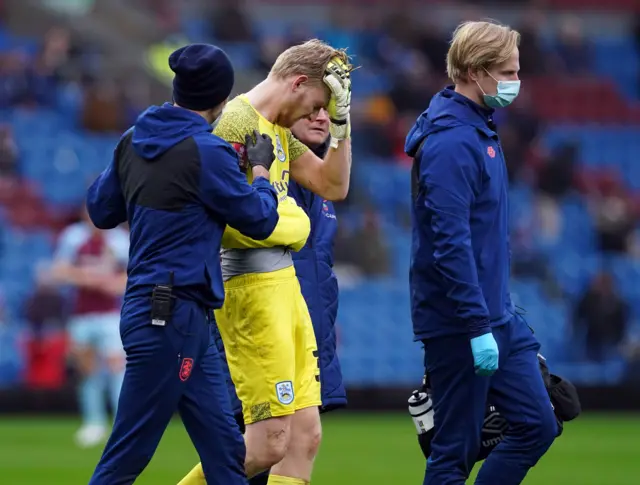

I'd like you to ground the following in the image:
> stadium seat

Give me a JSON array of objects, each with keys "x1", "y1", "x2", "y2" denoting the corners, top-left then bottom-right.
[
  {"x1": 592, "y1": 37, "x2": 640, "y2": 100},
  {"x1": 543, "y1": 125, "x2": 640, "y2": 190},
  {"x1": 0, "y1": 324, "x2": 25, "y2": 389}
]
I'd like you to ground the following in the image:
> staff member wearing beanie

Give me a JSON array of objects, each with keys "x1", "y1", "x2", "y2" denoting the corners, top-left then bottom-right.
[{"x1": 87, "y1": 43, "x2": 280, "y2": 485}]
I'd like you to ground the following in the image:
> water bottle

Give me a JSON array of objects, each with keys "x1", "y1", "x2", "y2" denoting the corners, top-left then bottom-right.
[{"x1": 408, "y1": 389, "x2": 433, "y2": 435}]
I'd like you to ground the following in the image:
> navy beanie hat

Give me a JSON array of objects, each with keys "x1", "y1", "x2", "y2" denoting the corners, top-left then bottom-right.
[{"x1": 169, "y1": 43, "x2": 235, "y2": 111}]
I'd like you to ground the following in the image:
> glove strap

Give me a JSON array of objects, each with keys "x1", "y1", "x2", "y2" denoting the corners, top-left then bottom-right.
[{"x1": 329, "y1": 115, "x2": 350, "y2": 148}]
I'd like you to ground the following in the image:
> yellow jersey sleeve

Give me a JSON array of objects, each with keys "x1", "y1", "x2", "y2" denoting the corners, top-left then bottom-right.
[
  {"x1": 213, "y1": 97, "x2": 259, "y2": 145},
  {"x1": 216, "y1": 96, "x2": 310, "y2": 251},
  {"x1": 222, "y1": 197, "x2": 310, "y2": 252},
  {"x1": 286, "y1": 128, "x2": 310, "y2": 161}
]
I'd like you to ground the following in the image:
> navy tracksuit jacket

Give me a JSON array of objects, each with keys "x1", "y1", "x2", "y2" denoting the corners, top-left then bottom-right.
[
  {"x1": 406, "y1": 87, "x2": 557, "y2": 485},
  {"x1": 86, "y1": 103, "x2": 279, "y2": 485}
]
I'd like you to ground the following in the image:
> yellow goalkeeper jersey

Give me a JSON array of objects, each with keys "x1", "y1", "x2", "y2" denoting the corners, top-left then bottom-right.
[{"x1": 214, "y1": 95, "x2": 311, "y2": 251}]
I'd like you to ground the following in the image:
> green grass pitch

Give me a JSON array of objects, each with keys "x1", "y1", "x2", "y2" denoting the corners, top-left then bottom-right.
[{"x1": 0, "y1": 413, "x2": 637, "y2": 484}]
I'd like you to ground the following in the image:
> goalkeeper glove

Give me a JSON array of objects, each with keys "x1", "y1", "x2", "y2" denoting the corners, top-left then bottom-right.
[{"x1": 323, "y1": 57, "x2": 352, "y2": 149}]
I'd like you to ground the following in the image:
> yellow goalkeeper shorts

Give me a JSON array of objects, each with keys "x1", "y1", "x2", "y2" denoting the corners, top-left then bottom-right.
[{"x1": 215, "y1": 265, "x2": 321, "y2": 424}]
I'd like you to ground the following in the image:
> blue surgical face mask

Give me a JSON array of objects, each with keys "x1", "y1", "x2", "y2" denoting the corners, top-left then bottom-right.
[{"x1": 477, "y1": 70, "x2": 521, "y2": 108}]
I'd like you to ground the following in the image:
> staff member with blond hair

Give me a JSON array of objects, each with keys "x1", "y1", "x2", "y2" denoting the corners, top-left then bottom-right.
[{"x1": 405, "y1": 21, "x2": 557, "y2": 485}]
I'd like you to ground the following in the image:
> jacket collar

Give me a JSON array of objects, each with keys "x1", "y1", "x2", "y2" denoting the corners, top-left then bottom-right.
[{"x1": 439, "y1": 86, "x2": 497, "y2": 137}]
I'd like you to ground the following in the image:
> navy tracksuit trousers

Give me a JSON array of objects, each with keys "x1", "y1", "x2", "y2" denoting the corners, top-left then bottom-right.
[
  {"x1": 89, "y1": 296, "x2": 247, "y2": 485},
  {"x1": 423, "y1": 315, "x2": 557, "y2": 485}
]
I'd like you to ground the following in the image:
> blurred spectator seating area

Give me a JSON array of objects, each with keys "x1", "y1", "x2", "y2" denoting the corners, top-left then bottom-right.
[{"x1": 3, "y1": 1, "x2": 640, "y2": 391}]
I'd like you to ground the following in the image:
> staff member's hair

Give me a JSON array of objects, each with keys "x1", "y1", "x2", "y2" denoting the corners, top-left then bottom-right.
[{"x1": 446, "y1": 21, "x2": 520, "y2": 83}]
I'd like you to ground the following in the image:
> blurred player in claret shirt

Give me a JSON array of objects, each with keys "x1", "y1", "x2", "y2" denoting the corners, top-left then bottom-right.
[{"x1": 48, "y1": 206, "x2": 128, "y2": 448}]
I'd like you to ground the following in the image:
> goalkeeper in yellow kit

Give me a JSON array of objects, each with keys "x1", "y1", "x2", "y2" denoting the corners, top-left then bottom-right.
[{"x1": 179, "y1": 39, "x2": 352, "y2": 485}]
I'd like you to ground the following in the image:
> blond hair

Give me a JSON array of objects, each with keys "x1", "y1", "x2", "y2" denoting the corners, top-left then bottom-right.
[
  {"x1": 270, "y1": 38, "x2": 351, "y2": 84},
  {"x1": 446, "y1": 20, "x2": 520, "y2": 83}
]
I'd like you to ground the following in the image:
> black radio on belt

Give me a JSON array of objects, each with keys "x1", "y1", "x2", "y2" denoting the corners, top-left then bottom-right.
[{"x1": 151, "y1": 272, "x2": 175, "y2": 327}]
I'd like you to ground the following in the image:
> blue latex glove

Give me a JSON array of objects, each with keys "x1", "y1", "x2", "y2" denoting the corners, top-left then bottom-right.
[{"x1": 470, "y1": 332, "x2": 499, "y2": 376}]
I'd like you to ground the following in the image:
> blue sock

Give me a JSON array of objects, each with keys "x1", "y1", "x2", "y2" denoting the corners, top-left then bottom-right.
[
  {"x1": 108, "y1": 370, "x2": 124, "y2": 417},
  {"x1": 79, "y1": 372, "x2": 107, "y2": 427}
]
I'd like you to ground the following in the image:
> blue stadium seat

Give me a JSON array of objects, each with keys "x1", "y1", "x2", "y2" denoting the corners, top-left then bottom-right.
[
  {"x1": 0, "y1": 27, "x2": 38, "y2": 54},
  {"x1": 540, "y1": 34, "x2": 638, "y2": 100},
  {"x1": 0, "y1": 227, "x2": 55, "y2": 317},
  {"x1": 381, "y1": 222, "x2": 410, "y2": 279},
  {"x1": 544, "y1": 125, "x2": 640, "y2": 184},
  {"x1": 18, "y1": 131, "x2": 115, "y2": 206},
  {"x1": 0, "y1": 325, "x2": 25, "y2": 388},
  {"x1": 0, "y1": 27, "x2": 11, "y2": 51},
  {"x1": 214, "y1": 42, "x2": 260, "y2": 70},
  {"x1": 55, "y1": 84, "x2": 84, "y2": 128},
  {"x1": 558, "y1": 197, "x2": 595, "y2": 253},
  {"x1": 551, "y1": 251, "x2": 600, "y2": 298},
  {"x1": 354, "y1": 160, "x2": 410, "y2": 220},
  {"x1": 338, "y1": 282, "x2": 421, "y2": 385},
  {"x1": 8, "y1": 108, "x2": 74, "y2": 137},
  {"x1": 183, "y1": 17, "x2": 212, "y2": 43},
  {"x1": 350, "y1": 67, "x2": 392, "y2": 98},
  {"x1": 592, "y1": 37, "x2": 640, "y2": 100},
  {"x1": 605, "y1": 255, "x2": 640, "y2": 309},
  {"x1": 253, "y1": 19, "x2": 298, "y2": 39},
  {"x1": 552, "y1": 359, "x2": 627, "y2": 385},
  {"x1": 315, "y1": 28, "x2": 359, "y2": 55}
]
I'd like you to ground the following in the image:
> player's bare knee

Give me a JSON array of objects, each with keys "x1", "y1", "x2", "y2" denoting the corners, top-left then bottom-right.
[
  {"x1": 106, "y1": 354, "x2": 125, "y2": 373},
  {"x1": 73, "y1": 346, "x2": 96, "y2": 375},
  {"x1": 247, "y1": 416, "x2": 291, "y2": 469},
  {"x1": 303, "y1": 420, "x2": 322, "y2": 460},
  {"x1": 263, "y1": 425, "x2": 289, "y2": 466},
  {"x1": 250, "y1": 428, "x2": 288, "y2": 470}
]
